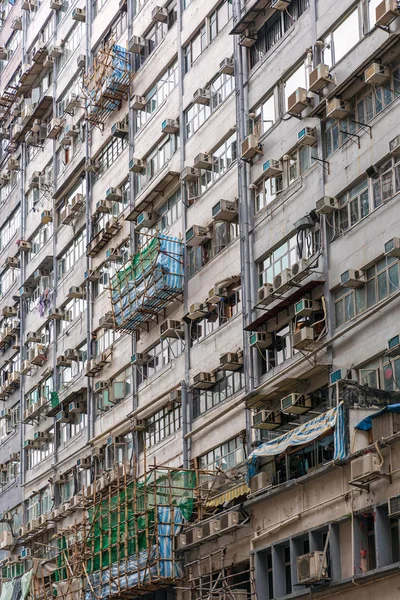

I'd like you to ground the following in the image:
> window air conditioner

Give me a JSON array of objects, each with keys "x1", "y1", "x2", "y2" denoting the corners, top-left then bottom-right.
[
  {"x1": 111, "y1": 122, "x2": 128, "y2": 139},
  {"x1": 72, "y1": 7, "x2": 86, "y2": 21},
  {"x1": 105, "y1": 187, "x2": 122, "y2": 202},
  {"x1": 69, "y1": 401, "x2": 85, "y2": 414},
  {"x1": 7, "y1": 158, "x2": 19, "y2": 171},
  {"x1": 161, "y1": 118, "x2": 179, "y2": 134},
  {"x1": 250, "y1": 332, "x2": 272, "y2": 349},
  {"x1": 129, "y1": 158, "x2": 145, "y2": 173},
  {"x1": 257, "y1": 283, "x2": 274, "y2": 306},
  {"x1": 85, "y1": 159, "x2": 99, "y2": 172},
  {"x1": 384, "y1": 237, "x2": 400, "y2": 257},
  {"x1": 292, "y1": 327, "x2": 314, "y2": 350},
  {"x1": 386, "y1": 334, "x2": 400, "y2": 358},
  {"x1": 77, "y1": 457, "x2": 91, "y2": 469},
  {"x1": 131, "y1": 353, "x2": 149, "y2": 366},
  {"x1": 364, "y1": 63, "x2": 390, "y2": 85},
  {"x1": 129, "y1": 36, "x2": 146, "y2": 53},
  {"x1": 219, "y1": 352, "x2": 242, "y2": 371},
  {"x1": 297, "y1": 552, "x2": 329, "y2": 585},
  {"x1": 160, "y1": 320, "x2": 183, "y2": 339},
  {"x1": 218, "y1": 510, "x2": 240, "y2": 532},
  {"x1": 388, "y1": 495, "x2": 400, "y2": 518},
  {"x1": 192, "y1": 372, "x2": 214, "y2": 389},
  {"x1": 389, "y1": 135, "x2": 400, "y2": 155},
  {"x1": 308, "y1": 64, "x2": 331, "y2": 93},
  {"x1": 136, "y1": 211, "x2": 157, "y2": 229},
  {"x1": 340, "y1": 269, "x2": 365, "y2": 288},
  {"x1": 180, "y1": 166, "x2": 199, "y2": 182},
  {"x1": 281, "y1": 393, "x2": 311, "y2": 415},
  {"x1": 326, "y1": 98, "x2": 351, "y2": 119},
  {"x1": 193, "y1": 153, "x2": 212, "y2": 170},
  {"x1": 287, "y1": 88, "x2": 309, "y2": 115},
  {"x1": 47, "y1": 118, "x2": 62, "y2": 139},
  {"x1": 350, "y1": 453, "x2": 386, "y2": 484},
  {"x1": 132, "y1": 95, "x2": 146, "y2": 110},
  {"x1": 249, "y1": 471, "x2": 273, "y2": 494},
  {"x1": 152, "y1": 5, "x2": 167, "y2": 21},
  {"x1": 220, "y1": 57, "x2": 234, "y2": 75},
  {"x1": 193, "y1": 88, "x2": 211, "y2": 105},
  {"x1": 273, "y1": 268, "x2": 292, "y2": 293},
  {"x1": 186, "y1": 225, "x2": 209, "y2": 246},
  {"x1": 375, "y1": 0, "x2": 400, "y2": 27},
  {"x1": 208, "y1": 286, "x2": 227, "y2": 304},
  {"x1": 188, "y1": 302, "x2": 207, "y2": 319},
  {"x1": 239, "y1": 29, "x2": 257, "y2": 47},
  {"x1": 252, "y1": 410, "x2": 281, "y2": 430},
  {"x1": 77, "y1": 54, "x2": 86, "y2": 68},
  {"x1": 43, "y1": 55, "x2": 54, "y2": 69},
  {"x1": 294, "y1": 298, "x2": 319, "y2": 317},
  {"x1": 132, "y1": 418, "x2": 145, "y2": 431},
  {"x1": 56, "y1": 355, "x2": 71, "y2": 367},
  {"x1": 316, "y1": 195, "x2": 339, "y2": 214},
  {"x1": 49, "y1": 45, "x2": 63, "y2": 58},
  {"x1": 297, "y1": 126, "x2": 317, "y2": 146},
  {"x1": 262, "y1": 158, "x2": 282, "y2": 177},
  {"x1": 241, "y1": 134, "x2": 261, "y2": 160},
  {"x1": 0, "y1": 47, "x2": 8, "y2": 60},
  {"x1": 50, "y1": 0, "x2": 62, "y2": 8}
]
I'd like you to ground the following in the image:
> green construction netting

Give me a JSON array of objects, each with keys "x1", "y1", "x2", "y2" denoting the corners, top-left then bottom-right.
[
  {"x1": 110, "y1": 237, "x2": 160, "y2": 294},
  {"x1": 55, "y1": 470, "x2": 196, "y2": 579}
]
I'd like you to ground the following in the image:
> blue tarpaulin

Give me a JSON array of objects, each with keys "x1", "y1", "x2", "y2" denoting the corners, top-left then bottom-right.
[
  {"x1": 247, "y1": 402, "x2": 346, "y2": 480},
  {"x1": 355, "y1": 403, "x2": 400, "y2": 431}
]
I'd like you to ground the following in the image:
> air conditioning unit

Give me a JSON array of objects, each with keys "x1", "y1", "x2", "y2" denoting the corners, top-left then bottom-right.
[
  {"x1": 257, "y1": 282, "x2": 274, "y2": 305},
  {"x1": 252, "y1": 410, "x2": 281, "y2": 430},
  {"x1": 384, "y1": 237, "x2": 400, "y2": 257},
  {"x1": 49, "y1": 45, "x2": 63, "y2": 58},
  {"x1": 69, "y1": 401, "x2": 85, "y2": 414},
  {"x1": 68, "y1": 286, "x2": 84, "y2": 299},
  {"x1": 161, "y1": 118, "x2": 179, "y2": 134},
  {"x1": 56, "y1": 410, "x2": 70, "y2": 423},
  {"x1": 47, "y1": 118, "x2": 62, "y2": 139},
  {"x1": 193, "y1": 153, "x2": 212, "y2": 170},
  {"x1": 85, "y1": 159, "x2": 99, "y2": 172},
  {"x1": 33, "y1": 431, "x2": 50, "y2": 442},
  {"x1": 160, "y1": 320, "x2": 183, "y2": 339},
  {"x1": 72, "y1": 6, "x2": 86, "y2": 20},
  {"x1": 218, "y1": 510, "x2": 240, "y2": 532},
  {"x1": 219, "y1": 352, "x2": 242, "y2": 371},
  {"x1": 77, "y1": 457, "x2": 91, "y2": 469},
  {"x1": 20, "y1": 286, "x2": 32, "y2": 298},
  {"x1": 0, "y1": 531, "x2": 13, "y2": 549},
  {"x1": 111, "y1": 121, "x2": 128, "y2": 138},
  {"x1": 292, "y1": 327, "x2": 314, "y2": 350},
  {"x1": 43, "y1": 55, "x2": 54, "y2": 69},
  {"x1": 207, "y1": 286, "x2": 227, "y2": 304},
  {"x1": 239, "y1": 29, "x2": 257, "y2": 47},
  {"x1": 7, "y1": 158, "x2": 19, "y2": 171},
  {"x1": 129, "y1": 36, "x2": 146, "y2": 53},
  {"x1": 132, "y1": 418, "x2": 145, "y2": 431},
  {"x1": 85, "y1": 269, "x2": 100, "y2": 282},
  {"x1": 287, "y1": 88, "x2": 309, "y2": 115},
  {"x1": 250, "y1": 332, "x2": 272, "y2": 349},
  {"x1": 294, "y1": 298, "x2": 319, "y2": 317},
  {"x1": 48, "y1": 308, "x2": 64, "y2": 320},
  {"x1": 308, "y1": 63, "x2": 331, "y2": 92},
  {"x1": 291, "y1": 259, "x2": 311, "y2": 282},
  {"x1": 188, "y1": 302, "x2": 207, "y2": 319},
  {"x1": 316, "y1": 195, "x2": 339, "y2": 214},
  {"x1": 220, "y1": 56, "x2": 234, "y2": 75},
  {"x1": 132, "y1": 95, "x2": 146, "y2": 110},
  {"x1": 0, "y1": 47, "x2": 8, "y2": 60},
  {"x1": 250, "y1": 471, "x2": 273, "y2": 494},
  {"x1": 340, "y1": 269, "x2": 365, "y2": 288},
  {"x1": 193, "y1": 88, "x2": 210, "y2": 105},
  {"x1": 50, "y1": 0, "x2": 62, "y2": 8},
  {"x1": 95, "y1": 200, "x2": 112, "y2": 214},
  {"x1": 297, "y1": 552, "x2": 329, "y2": 585},
  {"x1": 21, "y1": 360, "x2": 32, "y2": 374},
  {"x1": 129, "y1": 158, "x2": 145, "y2": 173},
  {"x1": 94, "y1": 380, "x2": 108, "y2": 392},
  {"x1": 272, "y1": 0, "x2": 291, "y2": 8},
  {"x1": 386, "y1": 334, "x2": 400, "y2": 358},
  {"x1": 192, "y1": 372, "x2": 214, "y2": 390},
  {"x1": 389, "y1": 495, "x2": 400, "y2": 518},
  {"x1": 262, "y1": 159, "x2": 282, "y2": 177},
  {"x1": 389, "y1": 135, "x2": 400, "y2": 155},
  {"x1": 375, "y1": 0, "x2": 400, "y2": 27},
  {"x1": 179, "y1": 166, "x2": 199, "y2": 182},
  {"x1": 0, "y1": 172, "x2": 10, "y2": 186},
  {"x1": 56, "y1": 355, "x2": 71, "y2": 367},
  {"x1": 326, "y1": 98, "x2": 351, "y2": 119},
  {"x1": 136, "y1": 211, "x2": 157, "y2": 229},
  {"x1": 297, "y1": 126, "x2": 317, "y2": 146},
  {"x1": 12, "y1": 16, "x2": 22, "y2": 29},
  {"x1": 350, "y1": 453, "x2": 386, "y2": 484},
  {"x1": 4, "y1": 256, "x2": 19, "y2": 268},
  {"x1": 281, "y1": 393, "x2": 311, "y2": 415},
  {"x1": 131, "y1": 353, "x2": 149, "y2": 366},
  {"x1": 186, "y1": 225, "x2": 209, "y2": 246},
  {"x1": 20, "y1": 548, "x2": 32, "y2": 560},
  {"x1": 273, "y1": 268, "x2": 292, "y2": 293},
  {"x1": 241, "y1": 134, "x2": 261, "y2": 160},
  {"x1": 364, "y1": 62, "x2": 390, "y2": 85},
  {"x1": 151, "y1": 5, "x2": 167, "y2": 21},
  {"x1": 77, "y1": 54, "x2": 86, "y2": 68}
]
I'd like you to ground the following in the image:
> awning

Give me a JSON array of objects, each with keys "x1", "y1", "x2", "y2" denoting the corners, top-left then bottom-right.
[
  {"x1": 206, "y1": 482, "x2": 250, "y2": 507},
  {"x1": 247, "y1": 403, "x2": 345, "y2": 480},
  {"x1": 355, "y1": 403, "x2": 400, "y2": 431}
]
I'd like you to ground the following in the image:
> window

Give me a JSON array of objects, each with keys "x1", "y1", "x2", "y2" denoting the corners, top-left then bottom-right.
[
  {"x1": 358, "y1": 356, "x2": 400, "y2": 393},
  {"x1": 0, "y1": 267, "x2": 19, "y2": 298},
  {"x1": 96, "y1": 136, "x2": 128, "y2": 177},
  {"x1": 284, "y1": 61, "x2": 307, "y2": 107},
  {"x1": 59, "y1": 411, "x2": 87, "y2": 443},
  {"x1": 249, "y1": 0, "x2": 309, "y2": 69},
  {"x1": 193, "y1": 369, "x2": 244, "y2": 418},
  {"x1": 184, "y1": 25, "x2": 207, "y2": 72},
  {"x1": 59, "y1": 23, "x2": 85, "y2": 72},
  {"x1": 145, "y1": 404, "x2": 181, "y2": 447},
  {"x1": 187, "y1": 221, "x2": 239, "y2": 277},
  {"x1": 287, "y1": 145, "x2": 316, "y2": 184},
  {"x1": 136, "y1": 337, "x2": 184, "y2": 385},
  {"x1": 131, "y1": 21, "x2": 167, "y2": 73},
  {"x1": 258, "y1": 231, "x2": 318, "y2": 288},
  {"x1": 185, "y1": 72, "x2": 234, "y2": 139},
  {"x1": 253, "y1": 94, "x2": 275, "y2": 137},
  {"x1": 0, "y1": 206, "x2": 20, "y2": 252},
  {"x1": 59, "y1": 472, "x2": 74, "y2": 501},
  {"x1": 26, "y1": 429, "x2": 54, "y2": 469},
  {"x1": 334, "y1": 256, "x2": 399, "y2": 327},
  {"x1": 0, "y1": 172, "x2": 19, "y2": 208},
  {"x1": 96, "y1": 366, "x2": 132, "y2": 412},
  {"x1": 28, "y1": 223, "x2": 52, "y2": 259},
  {"x1": 335, "y1": 179, "x2": 370, "y2": 233},
  {"x1": 135, "y1": 60, "x2": 178, "y2": 132},
  {"x1": 189, "y1": 289, "x2": 241, "y2": 338},
  {"x1": 322, "y1": 9, "x2": 360, "y2": 68},
  {"x1": 198, "y1": 436, "x2": 245, "y2": 471},
  {"x1": 134, "y1": 134, "x2": 179, "y2": 195},
  {"x1": 58, "y1": 230, "x2": 87, "y2": 279},
  {"x1": 368, "y1": 0, "x2": 381, "y2": 29},
  {"x1": 95, "y1": 329, "x2": 120, "y2": 354},
  {"x1": 56, "y1": 77, "x2": 81, "y2": 117},
  {"x1": 255, "y1": 174, "x2": 283, "y2": 212}
]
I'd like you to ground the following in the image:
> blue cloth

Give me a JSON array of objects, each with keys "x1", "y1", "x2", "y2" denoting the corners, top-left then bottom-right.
[
  {"x1": 247, "y1": 403, "x2": 346, "y2": 480},
  {"x1": 355, "y1": 403, "x2": 400, "y2": 431}
]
